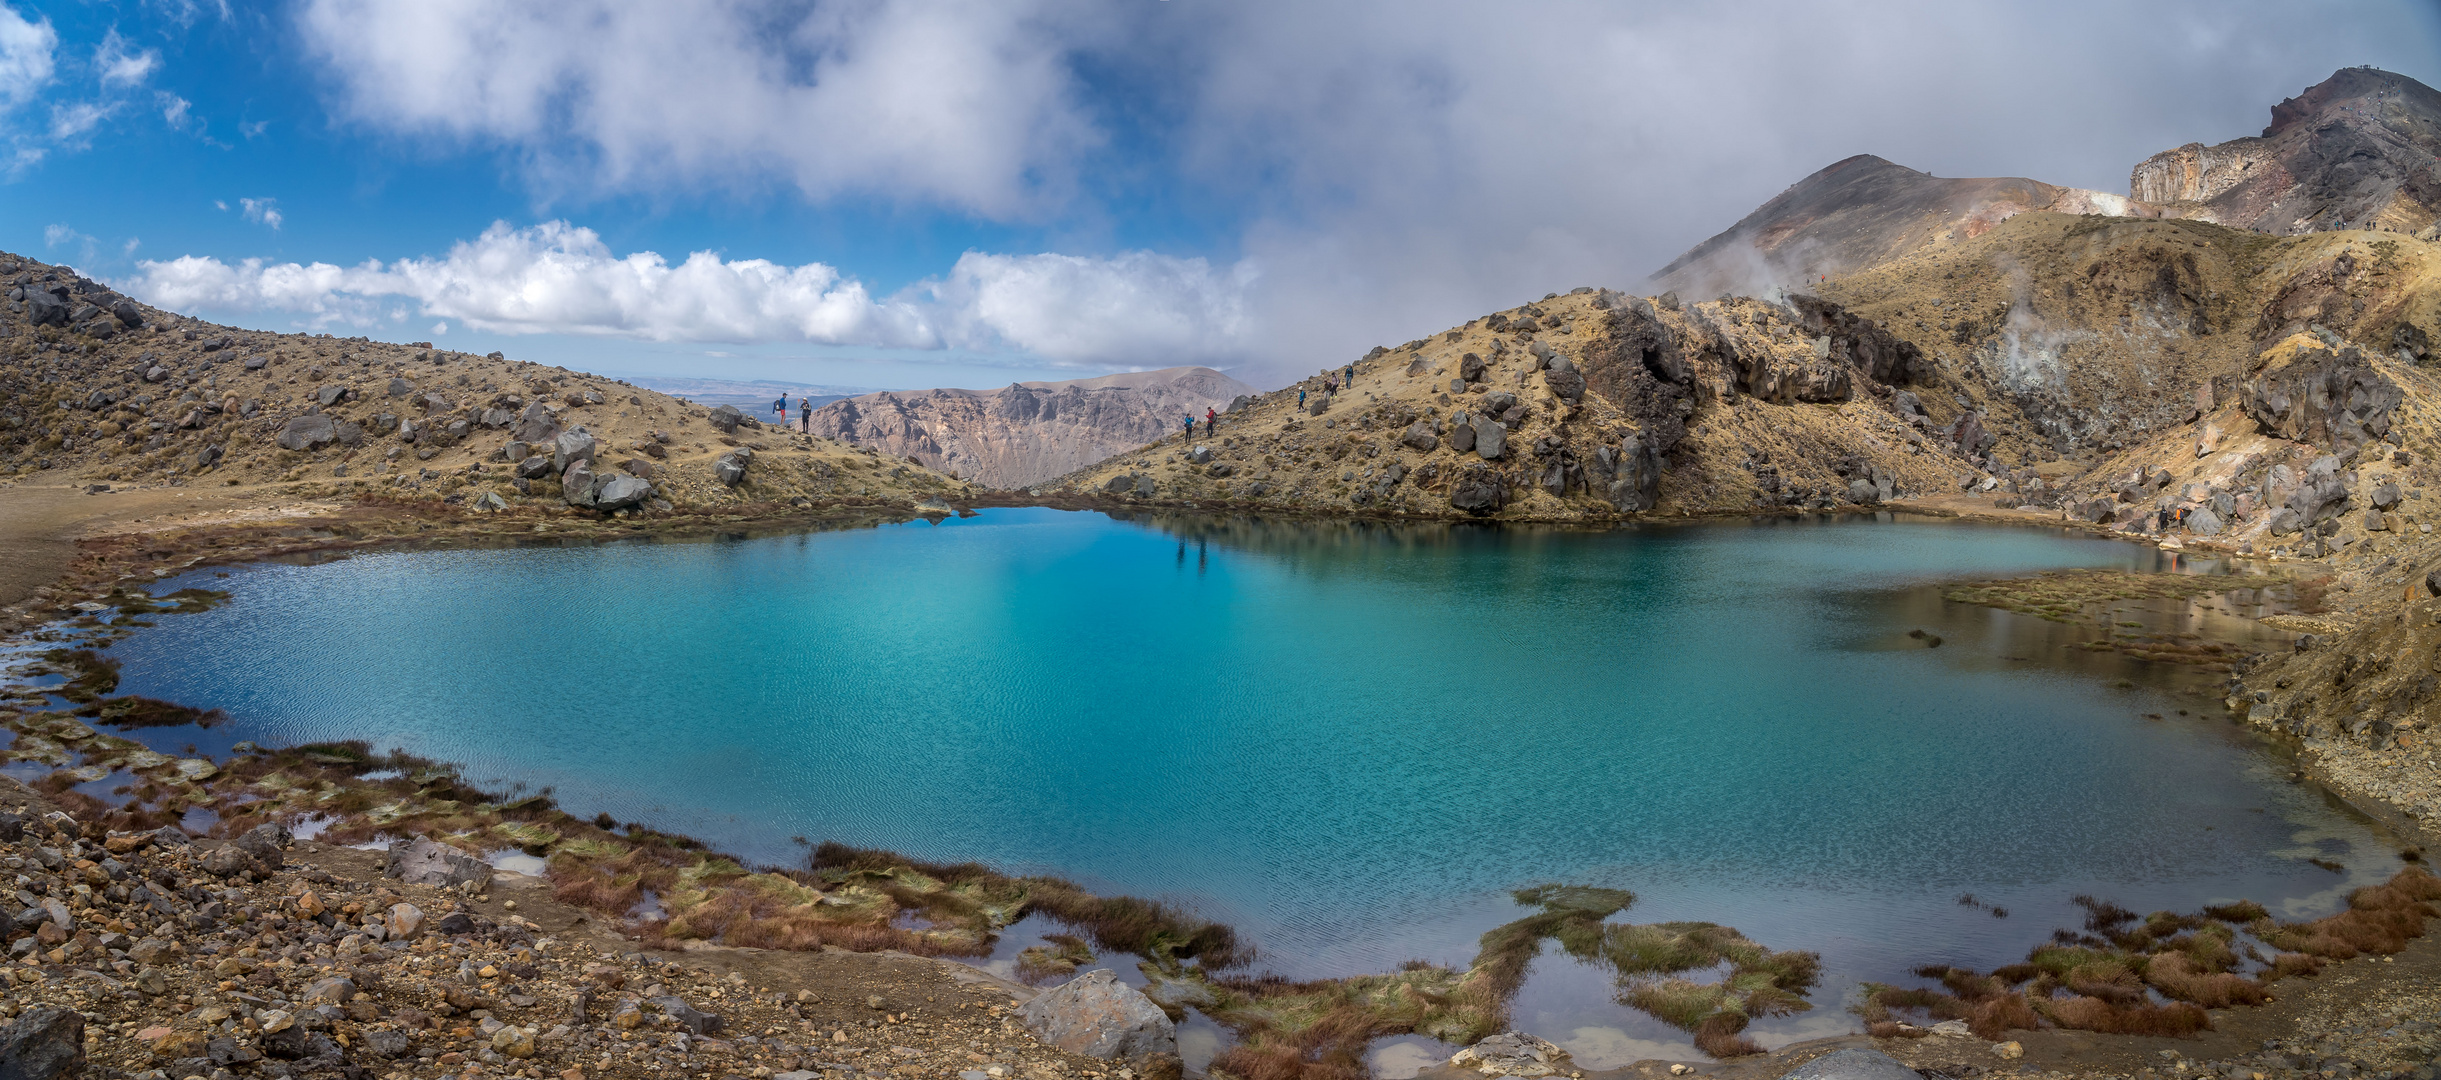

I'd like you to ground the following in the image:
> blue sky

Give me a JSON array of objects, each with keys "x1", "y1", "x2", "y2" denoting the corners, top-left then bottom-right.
[{"x1": 5, "y1": 1, "x2": 2438, "y2": 391}]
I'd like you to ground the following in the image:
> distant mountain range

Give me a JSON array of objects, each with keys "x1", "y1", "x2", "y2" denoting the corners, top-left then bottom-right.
[
  {"x1": 626, "y1": 377, "x2": 878, "y2": 414},
  {"x1": 807, "y1": 366, "x2": 1258, "y2": 489}
]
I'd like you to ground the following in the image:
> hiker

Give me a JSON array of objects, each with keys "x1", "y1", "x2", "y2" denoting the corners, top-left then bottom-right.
[
  {"x1": 1205, "y1": 407, "x2": 1218, "y2": 436},
  {"x1": 1343, "y1": 363, "x2": 1355, "y2": 387},
  {"x1": 1298, "y1": 388, "x2": 1307, "y2": 409},
  {"x1": 774, "y1": 395, "x2": 787, "y2": 425},
  {"x1": 1184, "y1": 415, "x2": 1196, "y2": 440},
  {"x1": 799, "y1": 397, "x2": 812, "y2": 433}
]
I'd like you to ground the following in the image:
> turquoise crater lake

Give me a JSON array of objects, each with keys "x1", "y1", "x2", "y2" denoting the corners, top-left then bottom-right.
[{"x1": 109, "y1": 508, "x2": 2397, "y2": 1061}]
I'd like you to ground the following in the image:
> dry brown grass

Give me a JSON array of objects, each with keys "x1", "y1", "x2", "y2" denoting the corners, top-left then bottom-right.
[
  {"x1": 2255, "y1": 869, "x2": 2441, "y2": 959},
  {"x1": 1866, "y1": 869, "x2": 2441, "y2": 1043},
  {"x1": 2142, "y1": 953, "x2": 2270, "y2": 1008},
  {"x1": 2042, "y1": 996, "x2": 2211, "y2": 1036}
]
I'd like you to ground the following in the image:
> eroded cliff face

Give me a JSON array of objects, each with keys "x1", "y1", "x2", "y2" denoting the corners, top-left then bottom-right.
[
  {"x1": 2131, "y1": 141, "x2": 2269, "y2": 206},
  {"x1": 2128, "y1": 67, "x2": 2441, "y2": 236},
  {"x1": 805, "y1": 367, "x2": 1256, "y2": 489}
]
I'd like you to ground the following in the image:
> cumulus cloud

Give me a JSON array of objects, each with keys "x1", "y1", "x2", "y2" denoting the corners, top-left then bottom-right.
[
  {"x1": 295, "y1": 0, "x2": 1100, "y2": 216},
  {"x1": 238, "y1": 197, "x2": 282, "y2": 230},
  {"x1": 277, "y1": 0, "x2": 2439, "y2": 383},
  {"x1": 124, "y1": 221, "x2": 1257, "y2": 368},
  {"x1": 931, "y1": 252, "x2": 1256, "y2": 367},
  {"x1": 0, "y1": 3, "x2": 52, "y2": 111}
]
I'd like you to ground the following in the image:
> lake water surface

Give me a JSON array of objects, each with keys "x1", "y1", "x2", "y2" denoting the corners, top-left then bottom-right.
[{"x1": 108, "y1": 508, "x2": 2401, "y2": 1065}]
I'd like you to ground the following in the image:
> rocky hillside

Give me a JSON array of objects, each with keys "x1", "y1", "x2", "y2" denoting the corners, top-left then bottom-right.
[
  {"x1": 1651, "y1": 154, "x2": 2156, "y2": 299},
  {"x1": 2131, "y1": 66, "x2": 2441, "y2": 236},
  {"x1": 1811, "y1": 212, "x2": 2441, "y2": 550},
  {"x1": 805, "y1": 366, "x2": 1256, "y2": 489},
  {"x1": 1048, "y1": 287, "x2": 1985, "y2": 519},
  {"x1": 1049, "y1": 218, "x2": 2441, "y2": 528},
  {"x1": 0, "y1": 251, "x2": 969, "y2": 512}
]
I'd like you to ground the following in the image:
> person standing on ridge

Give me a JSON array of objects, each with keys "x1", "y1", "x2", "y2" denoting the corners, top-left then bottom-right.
[
  {"x1": 1205, "y1": 407, "x2": 1218, "y2": 436},
  {"x1": 1184, "y1": 415, "x2": 1196, "y2": 441},
  {"x1": 1298, "y1": 387, "x2": 1307, "y2": 409},
  {"x1": 798, "y1": 397, "x2": 812, "y2": 433},
  {"x1": 774, "y1": 395, "x2": 787, "y2": 425},
  {"x1": 1344, "y1": 363, "x2": 1355, "y2": 387}
]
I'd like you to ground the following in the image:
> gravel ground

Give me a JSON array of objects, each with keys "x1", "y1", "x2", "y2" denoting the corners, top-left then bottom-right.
[{"x1": 0, "y1": 775, "x2": 1141, "y2": 1080}]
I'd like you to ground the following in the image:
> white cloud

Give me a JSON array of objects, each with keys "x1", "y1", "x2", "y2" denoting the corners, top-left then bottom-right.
[
  {"x1": 96, "y1": 31, "x2": 158, "y2": 87},
  {"x1": 0, "y1": 3, "x2": 53, "y2": 111},
  {"x1": 49, "y1": 100, "x2": 111, "y2": 139},
  {"x1": 124, "y1": 220, "x2": 1258, "y2": 367},
  {"x1": 158, "y1": 92, "x2": 190, "y2": 128},
  {"x1": 145, "y1": 0, "x2": 232, "y2": 28},
  {"x1": 275, "y1": 0, "x2": 2441, "y2": 384},
  {"x1": 294, "y1": 0, "x2": 1099, "y2": 216},
  {"x1": 42, "y1": 223, "x2": 76, "y2": 247},
  {"x1": 239, "y1": 197, "x2": 283, "y2": 230},
  {"x1": 931, "y1": 251, "x2": 1256, "y2": 366}
]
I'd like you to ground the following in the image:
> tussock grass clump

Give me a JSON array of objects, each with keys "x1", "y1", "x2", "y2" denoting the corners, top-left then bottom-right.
[
  {"x1": 2254, "y1": 869, "x2": 2441, "y2": 958},
  {"x1": 1867, "y1": 868, "x2": 2441, "y2": 1042},
  {"x1": 2041, "y1": 996, "x2": 2210, "y2": 1036}
]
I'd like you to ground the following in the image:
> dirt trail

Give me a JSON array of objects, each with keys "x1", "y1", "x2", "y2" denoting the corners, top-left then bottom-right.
[{"x1": 0, "y1": 482, "x2": 333, "y2": 607}]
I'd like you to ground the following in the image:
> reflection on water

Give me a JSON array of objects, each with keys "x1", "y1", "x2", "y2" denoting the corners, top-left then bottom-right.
[{"x1": 92, "y1": 508, "x2": 2408, "y2": 1060}]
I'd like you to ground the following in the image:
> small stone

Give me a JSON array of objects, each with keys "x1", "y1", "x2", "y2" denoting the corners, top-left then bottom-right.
[
  {"x1": 1994, "y1": 1041, "x2": 2024, "y2": 1060},
  {"x1": 387, "y1": 902, "x2": 425, "y2": 941}
]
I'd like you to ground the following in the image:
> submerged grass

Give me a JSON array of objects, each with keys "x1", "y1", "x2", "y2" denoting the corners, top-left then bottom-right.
[
  {"x1": 35, "y1": 649, "x2": 120, "y2": 702},
  {"x1": 1199, "y1": 884, "x2": 1819, "y2": 1080},
  {"x1": 1943, "y1": 569, "x2": 2277, "y2": 623}
]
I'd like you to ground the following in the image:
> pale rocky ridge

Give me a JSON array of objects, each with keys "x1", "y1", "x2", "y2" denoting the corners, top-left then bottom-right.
[{"x1": 805, "y1": 366, "x2": 1256, "y2": 489}]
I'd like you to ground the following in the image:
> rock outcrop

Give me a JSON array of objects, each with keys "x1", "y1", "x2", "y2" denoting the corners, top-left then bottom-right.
[
  {"x1": 386, "y1": 835, "x2": 492, "y2": 888},
  {"x1": 1014, "y1": 969, "x2": 1175, "y2": 1063},
  {"x1": 2240, "y1": 344, "x2": 2404, "y2": 454},
  {"x1": 807, "y1": 367, "x2": 1256, "y2": 489},
  {"x1": 1445, "y1": 1031, "x2": 1576, "y2": 1078}
]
